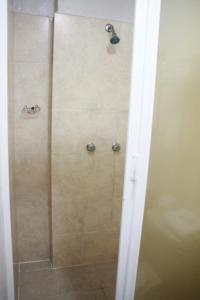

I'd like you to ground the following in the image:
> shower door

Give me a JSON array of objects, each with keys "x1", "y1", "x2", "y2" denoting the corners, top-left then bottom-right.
[
  {"x1": 51, "y1": 13, "x2": 132, "y2": 296},
  {"x1": 135, "y1": 0, "x2": 200, "y2": 299}
]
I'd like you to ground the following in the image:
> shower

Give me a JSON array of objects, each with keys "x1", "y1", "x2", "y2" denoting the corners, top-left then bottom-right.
[
  {"x1": 7, "y1": 3, "x2": 132, "y2": 299},
  {"x1": 105, "y1": 23, "x2": 120, "y2": 44}
]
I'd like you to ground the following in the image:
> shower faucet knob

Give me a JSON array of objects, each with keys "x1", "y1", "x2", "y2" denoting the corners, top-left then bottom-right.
[
  {"x1": 112, "y1": 143, "x2": 121, "y2": 152},
  {"x1": 86, "y1": 143, "x2": 96, "y2": 152}
]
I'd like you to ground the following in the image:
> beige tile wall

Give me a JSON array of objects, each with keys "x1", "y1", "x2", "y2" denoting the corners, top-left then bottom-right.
[
  {"x1": 12, "y1": 13, "x2": 51, "y2": 262},
  {"x1": 51, "y1": 14, "x2": 132, "y2": 267}
]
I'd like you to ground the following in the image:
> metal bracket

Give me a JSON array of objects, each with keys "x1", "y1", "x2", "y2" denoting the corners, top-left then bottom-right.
[{"x1": 22, "y1": 105, "x2": 41, "y2": 115}]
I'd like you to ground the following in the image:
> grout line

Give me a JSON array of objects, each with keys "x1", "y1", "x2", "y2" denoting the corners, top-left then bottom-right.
[
  {"x1": 101, "y1": 287, "x2": 108, "y2": 300},
  {"x1": 17, "y1": 285, "x2": 20, "y2": 300},
  {"x1": 48, "y1": 12, "x2": 54, "y2": 267},
  {"x1": 13, "y1": 11, "x2": 54, "y2": 18},
  {"x1": 19, "y1": 259, "x2": 50, "y2": 265},
  {"x1": 37, "y1": 289, "x2": 108, "y2": 300},
  {"x1": 51, "y1": 259, "x2": 117, "y2": 271}
]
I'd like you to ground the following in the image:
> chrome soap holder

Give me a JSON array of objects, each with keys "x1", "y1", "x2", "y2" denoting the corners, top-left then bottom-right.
[{"x1": 23, "y1": 105, "x2": 41, "y2": 115}]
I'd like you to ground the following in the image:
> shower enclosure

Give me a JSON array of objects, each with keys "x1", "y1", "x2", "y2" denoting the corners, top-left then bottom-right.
[
  {"x1": 6, "y1": 0, "x2": 200, "y2": 299},
  {"x1": 7, "y1": 1, "x2": 133, "y2": 299}
]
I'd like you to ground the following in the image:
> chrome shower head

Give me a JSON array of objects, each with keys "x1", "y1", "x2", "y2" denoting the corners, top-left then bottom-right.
[{"x1": 105, "y1": 24, "x2": 120, "y2": 45}]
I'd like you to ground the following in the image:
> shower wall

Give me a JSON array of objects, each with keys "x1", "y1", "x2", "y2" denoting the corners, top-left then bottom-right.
[
  {"x1": 9, "y1": 8, "x2": 132, "y2": 271},
  {"x1": 11, "y1": 13, "x2": 51, "y2": 262},
  {"x1": 51, "y1": 13, "x2": 132, "y2": 267}
]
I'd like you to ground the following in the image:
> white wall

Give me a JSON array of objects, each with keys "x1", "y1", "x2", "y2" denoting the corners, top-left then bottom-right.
[
  {"x1": 8, "y1": 0, "x2": 13, "y2": 10},
  {"x1": 13, "y1": 0, "x2": 134, "y2": 22},
  {"x1": 58, "y1": 0, "x2": 134, "y2": 22},
  {"x1": 13, "y1": 0, "x2": 55, "y2": 16}
]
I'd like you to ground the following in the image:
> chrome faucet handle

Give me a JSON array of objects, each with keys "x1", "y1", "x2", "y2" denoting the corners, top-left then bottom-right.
[
  {"x1": 86, "y1": 143, "x2": 96, "y2": 152},
  {"x1": 112, "y1": 143, "x2": 121, "y2": 152}
]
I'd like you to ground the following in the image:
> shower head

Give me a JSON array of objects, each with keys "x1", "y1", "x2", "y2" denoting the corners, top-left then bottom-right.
[{"x1": 105, "y1": 24, "x2": 120, "y2": 45}]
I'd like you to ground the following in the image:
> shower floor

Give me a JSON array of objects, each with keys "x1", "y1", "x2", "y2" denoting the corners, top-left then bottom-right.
[{"x1": 14, "y1": 260, "x2": 116, "y2": 300}]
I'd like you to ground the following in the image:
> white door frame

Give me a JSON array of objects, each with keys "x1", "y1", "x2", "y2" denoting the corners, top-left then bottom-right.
[
  {"x1": 116, "y1": 0, "x2": 161, "y2": 299},
  {"x1": 0, "y1": 0, "x2": 15, "y2": 299},
  {"x1": 0, "y1": 0, "x2": 161, "y2": 299}
]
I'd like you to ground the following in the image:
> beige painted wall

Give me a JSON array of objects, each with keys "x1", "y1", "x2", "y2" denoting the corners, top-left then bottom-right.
[
  {"x1": 51, "y1": 14, "x2": 132, "y2": 267},
  {"x1": 135, "y1": 1, "x2": 200, "y2": 299},
  {"x1": 11, "y1": 13, "x2": 51, "y2": 262}
]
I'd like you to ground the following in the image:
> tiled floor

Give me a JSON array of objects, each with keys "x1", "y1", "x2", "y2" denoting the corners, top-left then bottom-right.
[{"x1": 14, "y1": 261, "x2": 116, "y2": 300}]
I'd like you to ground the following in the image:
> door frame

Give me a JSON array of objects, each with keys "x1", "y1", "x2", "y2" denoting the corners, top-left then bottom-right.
[
  {"x1": 0, "y1": 0, "x2": 15, "y2": 299},
  {"x1": 116, "y1": 0, "x2": 161, "y2": 299},
  {"x1": 0, "y1": 0, "x2": 161, "y2": 299}
]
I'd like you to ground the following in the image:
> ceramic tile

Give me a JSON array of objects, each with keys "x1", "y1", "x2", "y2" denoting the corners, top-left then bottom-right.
[
  {"x1": 8, "y1": 11, "x2": 14, "y2": 61},
  {"x1": 94, "y1": 262, "x2": 117, "y2": 288},
  {"x1": 51, "y1": 14, "x2": 130, "y2": 268},
  {"x1": 19, "y1": 269, "x2": 58, "y2": 300},
  {"x1": 14, "y1": 13, "x2": 50, "y2": 62},
  {"x1": 10, "y1": 190, "x2": 18, "y2": 263},
  {"x1": 53, "y1": 14, "x2": 132, "y2": 65},
  {"x1": 51, "y1": 110, "x2": 119, "y2": 155},
  {"x1": 111, "y1": 151, "x2": 125, "y2": 230},
  {"x1": 103, "y1": 287, "x2": 115, "y2": 300},
  {"x1": 15, "y1": 151, "x2": 49, "y2": 198},
  {"x1": 82, "y1": 231, "x2": 119, "y2": 264},
  {"x1": 20, "y1": 260, "x2": 51, "y2": 272},
  {"x1": 13, "y1": 62, "x2": 49, "y2": 105},
  {"x1": 52, "y1": 150, "x2": 114, "y2": 194},
  {"x1": 52, "y1": 233, "x2": 82, "y2": 267},
  {"x1": 83, "y1": 196, "x2": 112, "y2": 232},
  {"x1": 56, "y1": 264, "x2": 101, "y2": 293},
  {"x1": 14, "y1": 263, "x2": 19, "y2": 299},
  {"x1": 112, "y1": 196, "x2": 123, "y2": 231},
  {"x1": 53, "y1": 14, "x2": 91, "y2": 63},
  {"x1": 12, "y1": 13, "x2": 51, "y2": 264},
  {"x1": 52, "y1": 194, "x2": 85, "y2": 235},
  {"x1": 16, "y1": 195, "x2": 50, "y2": 261},
  {"x1": 52, "y1": 14, "x2": 131, "y2": 111},
  {"x1": 52, "y1": 63, "x2": 130, "y2": 112},
  {"x1": 40, "y1": 289, "x2": 106, "y2": 300},
  {"x1": 14, "y1": 110, "x2": 49, "y2": 155}
]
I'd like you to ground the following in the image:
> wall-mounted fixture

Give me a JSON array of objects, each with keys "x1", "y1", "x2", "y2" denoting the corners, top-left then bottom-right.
[
  {"x1": 86, "y1": 143, "x2": 96, "y2": 152},
  {"x1": 105, "y1": 24, "x2": 120, "y2": 44},
  {"x1": 112, "y1": 143, "x2": 121, "y2": 152},
  {"x1": 22, "y1": 105, "x2": 41, "y2": 114}
]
